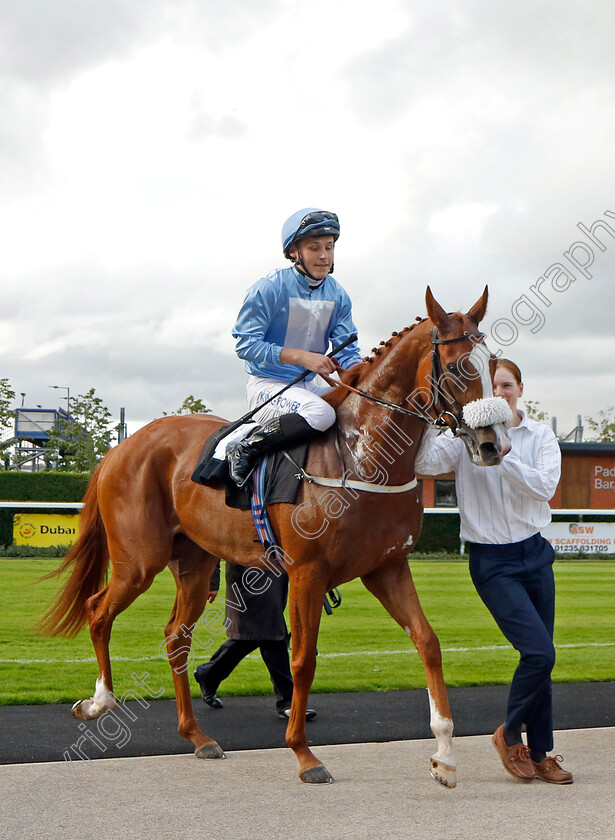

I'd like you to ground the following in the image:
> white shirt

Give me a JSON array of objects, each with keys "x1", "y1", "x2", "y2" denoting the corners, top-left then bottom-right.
[{"x1": 415, "y1": 412, "x2": 561, "y2": 545}]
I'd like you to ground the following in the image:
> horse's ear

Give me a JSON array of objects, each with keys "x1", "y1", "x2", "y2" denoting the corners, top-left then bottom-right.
[
  {"x1": 425, "y1": 286, "x2": 449, "y2": 329},
  {"x1": 466, "y1": 285, "x2": 489, "y2": 325}
]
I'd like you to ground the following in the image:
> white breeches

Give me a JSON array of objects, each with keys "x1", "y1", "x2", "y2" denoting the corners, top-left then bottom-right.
[{"x1": 246, "y1": 375, "x2": 337, "y2": 431}]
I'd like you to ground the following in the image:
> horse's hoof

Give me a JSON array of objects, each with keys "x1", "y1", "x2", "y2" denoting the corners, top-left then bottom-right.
[
  {"x1": 71, "y1": 700, "x2": 87, "y2": 720},
  {"x1": 430, "y1": 758, "x2": 457, "y2": 789},
  {"x1": 299, "y1": 764, "x2": 334, "y2": 784},
  {"x1": 71, "y1": 699, "x2": 103, "y2": 721},
  {"x1": 195, "y1": 741, "x2": 226, "y2": 760}
]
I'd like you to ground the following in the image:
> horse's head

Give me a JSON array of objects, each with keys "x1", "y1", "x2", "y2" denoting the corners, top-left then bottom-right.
[{"x1": 413, "y1": 286, "x2": 511, "y2": 466}]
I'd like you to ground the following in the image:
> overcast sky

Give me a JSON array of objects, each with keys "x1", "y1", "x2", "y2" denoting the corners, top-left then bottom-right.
[{"x1": 2, "y1": 0, "x2": 614, "y2": 440}]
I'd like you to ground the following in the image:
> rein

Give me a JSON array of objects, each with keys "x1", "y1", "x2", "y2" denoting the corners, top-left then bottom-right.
[
  {"x1": 300, "y1": 327, "x2": 485, "y2": 493},
  {"x1": 321, "y1": 328, "x2": 486, "y2": 430},
  {"x1": 320, "y1": 372, "x2": 425, "y2": 420},
  {"x1": 264, "y1": 327, "x2": 488, "y2": 496},
  {"x1": 300, "y1": 327, "x2": 487, "y2": 494}
]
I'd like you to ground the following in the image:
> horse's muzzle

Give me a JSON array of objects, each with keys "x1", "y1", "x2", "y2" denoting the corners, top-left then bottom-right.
[
  {"x1": 460, "y1": 422, "x2": 510, "y2": 466},
  {"x1": 477, "y1": 439, "x2": 504, "y2": 466}
]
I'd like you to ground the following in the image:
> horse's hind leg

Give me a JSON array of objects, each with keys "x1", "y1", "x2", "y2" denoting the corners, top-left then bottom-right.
[
  {"x1": 72, "y1": 548, "x2": 170, "y2": 721},
  {"x1": 362, "y1": 559, "x2": 457, "y2": 789},
  {"x1": 165, "y1": 536, "x2": 224, "y2": 759}
]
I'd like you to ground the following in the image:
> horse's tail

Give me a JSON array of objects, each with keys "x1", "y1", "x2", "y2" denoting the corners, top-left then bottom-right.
[{"x1": 36, "y1": 464, "x2": 110, "y2": 638}]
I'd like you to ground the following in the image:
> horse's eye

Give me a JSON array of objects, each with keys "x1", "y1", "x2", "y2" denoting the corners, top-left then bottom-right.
[{"x1": 447, "y1": 363, "x2": 460, "y2": 376}]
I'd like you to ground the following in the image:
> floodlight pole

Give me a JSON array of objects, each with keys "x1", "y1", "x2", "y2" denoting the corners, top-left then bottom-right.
[
  {"x1": 49, "y1": 385, "x2": 71, "y2": 413},
  {"x1": 118, "y1": 407, "x2": 127, "y2": 443}
]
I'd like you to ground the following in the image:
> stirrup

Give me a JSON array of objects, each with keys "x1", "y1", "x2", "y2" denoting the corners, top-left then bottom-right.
[
  {"x1": 226, "y1": 437, "x2": 260, "y2": 487},
  {"x1": 227, "y1": 449, "x2": 256, "y2": 487},
  {"x1": 232, "y1": 465, "x2": 255, "y2": 488}
]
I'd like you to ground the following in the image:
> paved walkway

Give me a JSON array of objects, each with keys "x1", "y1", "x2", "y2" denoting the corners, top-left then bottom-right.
[
  {"x1": 2, "y1": 728, "x2": 614, "y2": 840},
  {"x1": 1, "y1": 682, "x2": 613, "y2": 764}
]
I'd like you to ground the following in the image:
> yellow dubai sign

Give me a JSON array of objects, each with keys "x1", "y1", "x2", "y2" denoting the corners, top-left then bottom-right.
[{"x1": 13, "y1": 513, "x2": 80, "y2": 547}]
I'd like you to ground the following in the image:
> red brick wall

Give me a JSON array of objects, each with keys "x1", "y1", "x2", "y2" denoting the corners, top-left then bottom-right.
[{"x1": 419, "y1": 455, "x2": 615, "y2": 510}]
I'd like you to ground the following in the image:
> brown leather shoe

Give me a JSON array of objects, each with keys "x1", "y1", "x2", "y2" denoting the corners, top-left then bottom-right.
[
  {"x1": 492, "y1": 724, "x2": 535, "y2": 781},
  {"x1": 531, "y1": 755, "x2": 573, "y2": 784}
]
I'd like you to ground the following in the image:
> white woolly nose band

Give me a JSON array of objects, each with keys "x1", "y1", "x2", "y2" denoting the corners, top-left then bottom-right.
[{"x1": 462, "y1": 397, "x2": 513, "y2": 429}]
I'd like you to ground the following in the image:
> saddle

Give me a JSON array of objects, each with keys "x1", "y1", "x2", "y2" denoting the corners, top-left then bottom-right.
[
  {"x1": 191, "y1": 421, "x2": 342, "y2": 615},
  {"x1": 191, "y1": 421, "x2": 309, "y2": 511}
]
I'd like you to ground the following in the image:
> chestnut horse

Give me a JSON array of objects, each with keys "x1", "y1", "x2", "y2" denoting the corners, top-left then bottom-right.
[{"x1": 39, "y1": 287, "x2": 509, "y2": 788}]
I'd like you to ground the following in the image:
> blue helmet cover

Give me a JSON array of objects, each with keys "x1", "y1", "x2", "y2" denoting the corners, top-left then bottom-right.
[{"x1": 282, "y1": 208, "x2": 340, "y2": 256}]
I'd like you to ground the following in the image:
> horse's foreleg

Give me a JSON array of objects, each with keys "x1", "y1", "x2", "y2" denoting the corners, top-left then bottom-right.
[
  {"x1": 166, "y1": 550, "x2": 225, "y2": 760},
  {"x1": 362, "y1": 560, "x2": 457, "y2": 789},
  {"x1": 286, "y1": 576, "x2": 333, "y2": 784}
]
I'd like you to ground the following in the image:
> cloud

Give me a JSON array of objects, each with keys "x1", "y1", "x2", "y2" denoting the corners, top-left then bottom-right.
[
  {"x1": 0, "y1": 0, "x2": 162, "y2": 84},
  {"x1": 1, "y1": 0, "x2": 614, "y2": 443},
  {"x1": 428, "y1": 202, "x2": 498, "y2": 242}
]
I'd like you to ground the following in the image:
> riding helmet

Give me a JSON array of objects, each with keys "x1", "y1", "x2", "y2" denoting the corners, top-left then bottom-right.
[{"x1": 281, "y1": 208, "x2": 340, "y2": 258}]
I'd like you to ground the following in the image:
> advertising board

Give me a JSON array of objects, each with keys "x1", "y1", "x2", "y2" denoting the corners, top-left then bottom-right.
[
  {"x1": 543, "y1": 522, "x2": 615, "y2": 554},
  {"x1": 13, "y1": 513, "x2": 80, "y2": 547}
]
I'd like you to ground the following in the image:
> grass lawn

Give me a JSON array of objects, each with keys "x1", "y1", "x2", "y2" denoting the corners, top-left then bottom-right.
[{"x1": 0, "y1": 556, "x2": 613, "y2": 705}]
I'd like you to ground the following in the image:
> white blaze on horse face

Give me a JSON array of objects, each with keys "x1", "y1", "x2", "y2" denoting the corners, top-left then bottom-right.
[
  {"x1": 493, "y1": 422, "x2": 512, "y2": 457},
  {"x1": 468, "y1": 340, "x2": 494, "y2": 399},
  {"x1": 427, "y1": 689, "x2": 456, "y2": 767}
]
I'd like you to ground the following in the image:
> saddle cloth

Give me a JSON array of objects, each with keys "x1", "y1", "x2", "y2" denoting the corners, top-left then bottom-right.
[
  {"x1": 191, "y1": 422, "x2": 342, "y2": 614},
  {"x1": 191, "y1": 420, "x2": 309, "y2": 511}
]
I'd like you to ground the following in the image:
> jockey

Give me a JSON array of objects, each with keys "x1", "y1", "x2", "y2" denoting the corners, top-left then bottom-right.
[{"x1": 226, "y1": 208, "x2": 362, "y2": 486}]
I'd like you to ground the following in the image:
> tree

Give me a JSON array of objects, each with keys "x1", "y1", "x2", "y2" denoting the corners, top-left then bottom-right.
[
  {"x1": 524, "y1": 399, "x2": 549, "y2": 424},
  {"x1": 0, "y1": 378, "x2": 15, "y2": 433},
  {"x1": 44, "y1": 388, "x2": 114, "y2": 472},
  {"x1": 0, "y1": 379, "x2": 16, "y2": 468},
  {"x1": 585, "y1": 406, "x2": 615, "y2": 442},
  {"x1": 162, "y1": 396, "x2": 211, "y2": 416}
]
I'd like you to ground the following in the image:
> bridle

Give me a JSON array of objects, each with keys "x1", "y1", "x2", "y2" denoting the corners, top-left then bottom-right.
[
  {"x1": 430, "y1": 327, "x2": 486, "y2": 432},
  {"x1": 322, "y1": 326, "x2": 487, "y2": 431},
  {"x1": 293, "y1": 325, "x2": 491, "y2": 495}
]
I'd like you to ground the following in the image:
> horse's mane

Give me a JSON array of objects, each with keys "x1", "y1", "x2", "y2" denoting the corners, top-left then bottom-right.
[{"x1": 325, "y1": 318, "x2": 427, "y2": 410}]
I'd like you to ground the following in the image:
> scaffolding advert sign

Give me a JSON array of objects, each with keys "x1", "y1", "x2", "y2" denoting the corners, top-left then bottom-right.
[
  {"x1": 13, "y1": 513, "x2": 80, "y2": 547},
  {"x1": 543, "y1": 522, "x2": 615, "y2": 554}
]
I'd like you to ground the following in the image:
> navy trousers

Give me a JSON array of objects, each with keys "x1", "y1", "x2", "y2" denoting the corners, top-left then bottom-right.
[
  {"x1": 468, "y1": 533, "x2": 556, "y2": 753},
  {"x1": 195, "y1": 638, "x2": 294, "y2": 712}
]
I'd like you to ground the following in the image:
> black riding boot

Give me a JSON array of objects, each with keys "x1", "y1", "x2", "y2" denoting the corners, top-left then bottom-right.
[{"x1": 227, "y1": 413, "x2": 318, "y2": 487}]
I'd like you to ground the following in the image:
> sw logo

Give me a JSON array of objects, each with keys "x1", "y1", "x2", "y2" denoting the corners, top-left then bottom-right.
[{"x1": 569, "y1": 524, "x2": 594, "y2": 535}]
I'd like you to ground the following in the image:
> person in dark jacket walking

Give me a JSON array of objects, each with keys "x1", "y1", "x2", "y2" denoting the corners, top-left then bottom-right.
[{"x1": 193, "y1": 561, "x2": 316, "y2": 720}]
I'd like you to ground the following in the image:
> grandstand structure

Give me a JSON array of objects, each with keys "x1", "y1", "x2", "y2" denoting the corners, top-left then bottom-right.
[{"x1": 0, "y1": 407, "x2": 70, "y2": 471}]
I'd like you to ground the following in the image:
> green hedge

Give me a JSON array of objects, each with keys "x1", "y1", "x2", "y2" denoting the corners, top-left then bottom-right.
[
  {"x1": 414, "y1": 512, "x2": 461, "y2": 553},
  {"x1": 1, "y1": 515, "x2": 12, "y2": 547},
  {"x1": 0, "y1": 471, "x2": 461, "y2": 551},
  {"x1": 0, "y1": 471, "x2": 90, "y2": 502},
  {"x1": 0, "y1": 472, "x2": 90, "y2": 547}
]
